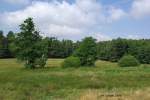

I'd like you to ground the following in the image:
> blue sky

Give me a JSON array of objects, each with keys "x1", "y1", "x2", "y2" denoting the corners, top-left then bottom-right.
[{"x1": 0, "y1": 0, "x2": 150, "y2": 41}]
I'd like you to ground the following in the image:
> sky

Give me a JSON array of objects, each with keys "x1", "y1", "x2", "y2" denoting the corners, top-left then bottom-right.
[{"x1": 0, "y1": 0, "x2": 150, "y2": 41}]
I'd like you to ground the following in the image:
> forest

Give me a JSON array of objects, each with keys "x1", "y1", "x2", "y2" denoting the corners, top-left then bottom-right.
[{"x1": 0, "y1": 30, "x2": 150, "y2": 64}]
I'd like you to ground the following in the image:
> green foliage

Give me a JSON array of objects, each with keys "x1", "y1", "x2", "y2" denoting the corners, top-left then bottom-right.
[
  {"x1": 15, "y1": 18, "x2": 48, "y2": 68},
  {"x1": 0, "y1": 29, "x2": 150, "y2": 66},
  {"x1": 0, "y1": 31, "x2": 12, "y2": 58},
  {"x1": 118, "y1": 55, "x2": 140, "y2": 67},
  {"x1": 0, "y1": 33, "x2": 76, "y2": 59},
  {"x1": 7, "y1": 31, "x2": 15, "y2": 42},
  {"x1": 47, "y1": 37, "x2": 75, "y2": 58},
  {"x1": 62, "y1": 56, "x2": 81, "y2": 68},
  {"x1": 74, "y1": 37, "x2": 97, "y2": 66},
  {"x1": 98, "y1": 38, "x2": 130, "y2": 62},
  {"x1": 6, "y1": 31, "x2": 15, "y2": 57},
  {"x1": 111, "y1": 38, "x2": 129, "y2": 62},
  {"x1": 97, "y1": 38, "x2": 150, "y2": 64},
  {"x1": 0, "y1": 30, "x2": 4, "y2": 49},
  {"x1": 137, "y1": 45, "x2": 150, "y2": 64},
  {"x1": 97, "y1": 41, "x2": 113, "y2": 61}
]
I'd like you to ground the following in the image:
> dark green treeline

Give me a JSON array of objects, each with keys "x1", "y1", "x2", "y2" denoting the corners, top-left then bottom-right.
[{"x1": 0, "y1": 31, "x2": 150, "y2": 64}]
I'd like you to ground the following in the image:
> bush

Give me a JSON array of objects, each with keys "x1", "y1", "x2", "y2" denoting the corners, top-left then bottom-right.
[
  {"x1": 62, "y1": 56, "x2": 81, "y2": 68},
  {"x1": 118, "y1": 55, "x2": 140, "y2": 67}
]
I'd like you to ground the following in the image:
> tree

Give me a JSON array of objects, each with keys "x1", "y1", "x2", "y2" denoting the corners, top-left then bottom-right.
[
  {"x1": 7, "y1": 31, "x2": 15, "y2": 42},
  {"x1": 61, "y1": 39, "x2": 74, "y2": 58},
  {"x1": 15, "y1": 18, "x2": 48, "y2": 68},
  {"x1": 74, "y1": 37, "x2": 97, "y2": 66},
  {"x1": 0, "y1": 31, "x2": 10, "y2": 58},
  {"x1": 118, "y1": 55, "x2": 140, "y2": 67},
  {"x1": 0, "y1": 30, "x2": 4, "y2": 49},
  {"x1": 137, "y1": 45, "x2": 150, "y2": 64},
  {"x1": 47, "y1": 37, "x2": 62, "y2": 58},
  {"x1": 111, "y1": 38, "x2": 129, "y2": 61},
  {"x1": 47, "y1": 37, "x2": 75, "y2": 58},
  {"x1": 97, "y1": 38, "x2": 150, "y2": 64},
  {"x1": 97, "y1": 41, "x2": 113, "y2": 61},
  {"x1": 7, "y1": 31, "x2": 16, "y2": 57}
]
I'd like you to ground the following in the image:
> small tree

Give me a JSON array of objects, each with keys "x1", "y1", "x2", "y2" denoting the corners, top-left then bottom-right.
[
  {"x1": 118, "y1": 55, "x2": 140, "y2": 67},
  {"x1": 74, "y1": 37, "x2": 97, "y2": 66},
  {"x1": 15, "y1": 18, "x2": 48, "y2": 68}
]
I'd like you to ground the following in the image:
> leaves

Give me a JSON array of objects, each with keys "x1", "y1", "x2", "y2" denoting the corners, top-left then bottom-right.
[
  {"x1": 74, "y1": 37, "x2": 97, "y2": 66},
  {"x1": 15, "y1": 18, "x2": 48, "y2": 68}
]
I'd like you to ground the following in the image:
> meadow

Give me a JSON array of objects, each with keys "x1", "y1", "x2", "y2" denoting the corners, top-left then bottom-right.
[{"x1": 0, "y1": 59, "x2": 150, "y2": 100}]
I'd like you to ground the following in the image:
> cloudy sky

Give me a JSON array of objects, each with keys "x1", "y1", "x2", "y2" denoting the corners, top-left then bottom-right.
[{"x1": 0, "y1": 0, "x2": 150, "y2": 41}]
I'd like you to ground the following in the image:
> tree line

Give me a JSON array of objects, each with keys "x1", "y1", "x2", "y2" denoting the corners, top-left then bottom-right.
[
  {"x1": 97, "y1": 38, "x2": 150, "y2": 64},
  {"x1": 0, "y1": 31, "x2": 78, "y2": 59},
  {"x1": 0, "y1": 19, "x2": 150, "y2": 65}
]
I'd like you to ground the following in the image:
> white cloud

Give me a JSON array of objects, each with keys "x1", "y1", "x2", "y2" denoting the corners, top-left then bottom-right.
[
  {"x1": 45, "y1": 24, "x2": 82, "y2": 36},
  {"x1": 0, "y1": 0, "x2": 127, "y2": 40},
  {"x1": 131, "y1": 0, "x2": 150, "y2": 18},
  {"x1": 126, "y1": 34, "x2": 140, "y2": 39},
  {"x1": 107, "y1": 7, "x2": 126, "y2": 21},
  {"x1": 93, "y1": 33, "x2": 112, "y2": 41}
]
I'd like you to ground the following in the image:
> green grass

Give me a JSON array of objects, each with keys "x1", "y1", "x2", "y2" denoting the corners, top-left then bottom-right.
[{"x1": 0, "y1": 59, "x2": 150, "y2": 100}]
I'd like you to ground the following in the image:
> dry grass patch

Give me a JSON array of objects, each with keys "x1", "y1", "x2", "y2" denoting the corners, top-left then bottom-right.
[{"x1": 79, "y1": 88, "x2": 150, "y2": 100}]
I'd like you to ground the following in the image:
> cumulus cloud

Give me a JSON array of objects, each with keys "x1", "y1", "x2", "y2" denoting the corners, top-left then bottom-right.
[
  {"x1": 107, "y1": 7, "x2": 126, "y2": 22},
  {"x1": 0, "y1": 0, "x2": 127, "y2": 40},
  {"x1": 131, "y1": 0, "x2": 150, "y2": 18}
]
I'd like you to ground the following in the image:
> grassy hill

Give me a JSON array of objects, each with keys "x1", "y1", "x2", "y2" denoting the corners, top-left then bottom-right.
[{"x1": 0, "y1": 59, "x2": 150, "y2": 100}]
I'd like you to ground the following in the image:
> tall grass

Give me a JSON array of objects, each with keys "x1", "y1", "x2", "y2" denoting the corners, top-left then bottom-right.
[{"x1": 0, "y1": 59, "x2": 150, "y2": 100}]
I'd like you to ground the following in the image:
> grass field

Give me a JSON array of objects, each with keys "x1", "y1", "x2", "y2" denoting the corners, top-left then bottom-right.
[{"x1": 0, "y1": 59, "x2": 150, "y2": 100}]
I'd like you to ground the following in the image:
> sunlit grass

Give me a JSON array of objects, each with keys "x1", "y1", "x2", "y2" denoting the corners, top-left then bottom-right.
[{"x1": 0, "y1": 59, "x2": 150, "y2": 100}]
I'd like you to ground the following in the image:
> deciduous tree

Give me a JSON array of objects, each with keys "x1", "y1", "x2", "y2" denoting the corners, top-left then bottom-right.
[
  {"x1": 74, "y1": 37, "x2": 97, "y2": 66},
  {"x1": 15, "y1": 18, "x2": 48, "y2": 68}
]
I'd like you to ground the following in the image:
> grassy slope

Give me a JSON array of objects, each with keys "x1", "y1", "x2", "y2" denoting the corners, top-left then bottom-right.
[{"x1": 0, "y1": 59, "x2": 150, "y2": 100}]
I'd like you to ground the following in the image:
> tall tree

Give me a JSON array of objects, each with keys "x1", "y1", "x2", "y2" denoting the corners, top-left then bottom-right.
[
  {"x1": 7, "y1": 31, "x2": 15, "y2": 57},
  {"x1": 15, "y1": 18, "x2": 48, "y2": 68},
  {"x1": 7, "y1": 31, "x2": 15, "y2": 42},
  {"x1": 74, "y1": 37, "x2": 97, "y2": 66},
  {"x1": 111, "y1": 38, "x2": 129, "y2": 61}
]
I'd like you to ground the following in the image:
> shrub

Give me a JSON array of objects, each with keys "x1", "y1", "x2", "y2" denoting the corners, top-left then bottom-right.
[
  {"x1": 118, "y1": 55, "x2": 140, "y2": 67},
  {"x1": 62, "y1": 56, "x2": 81, "y2": 68}
]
